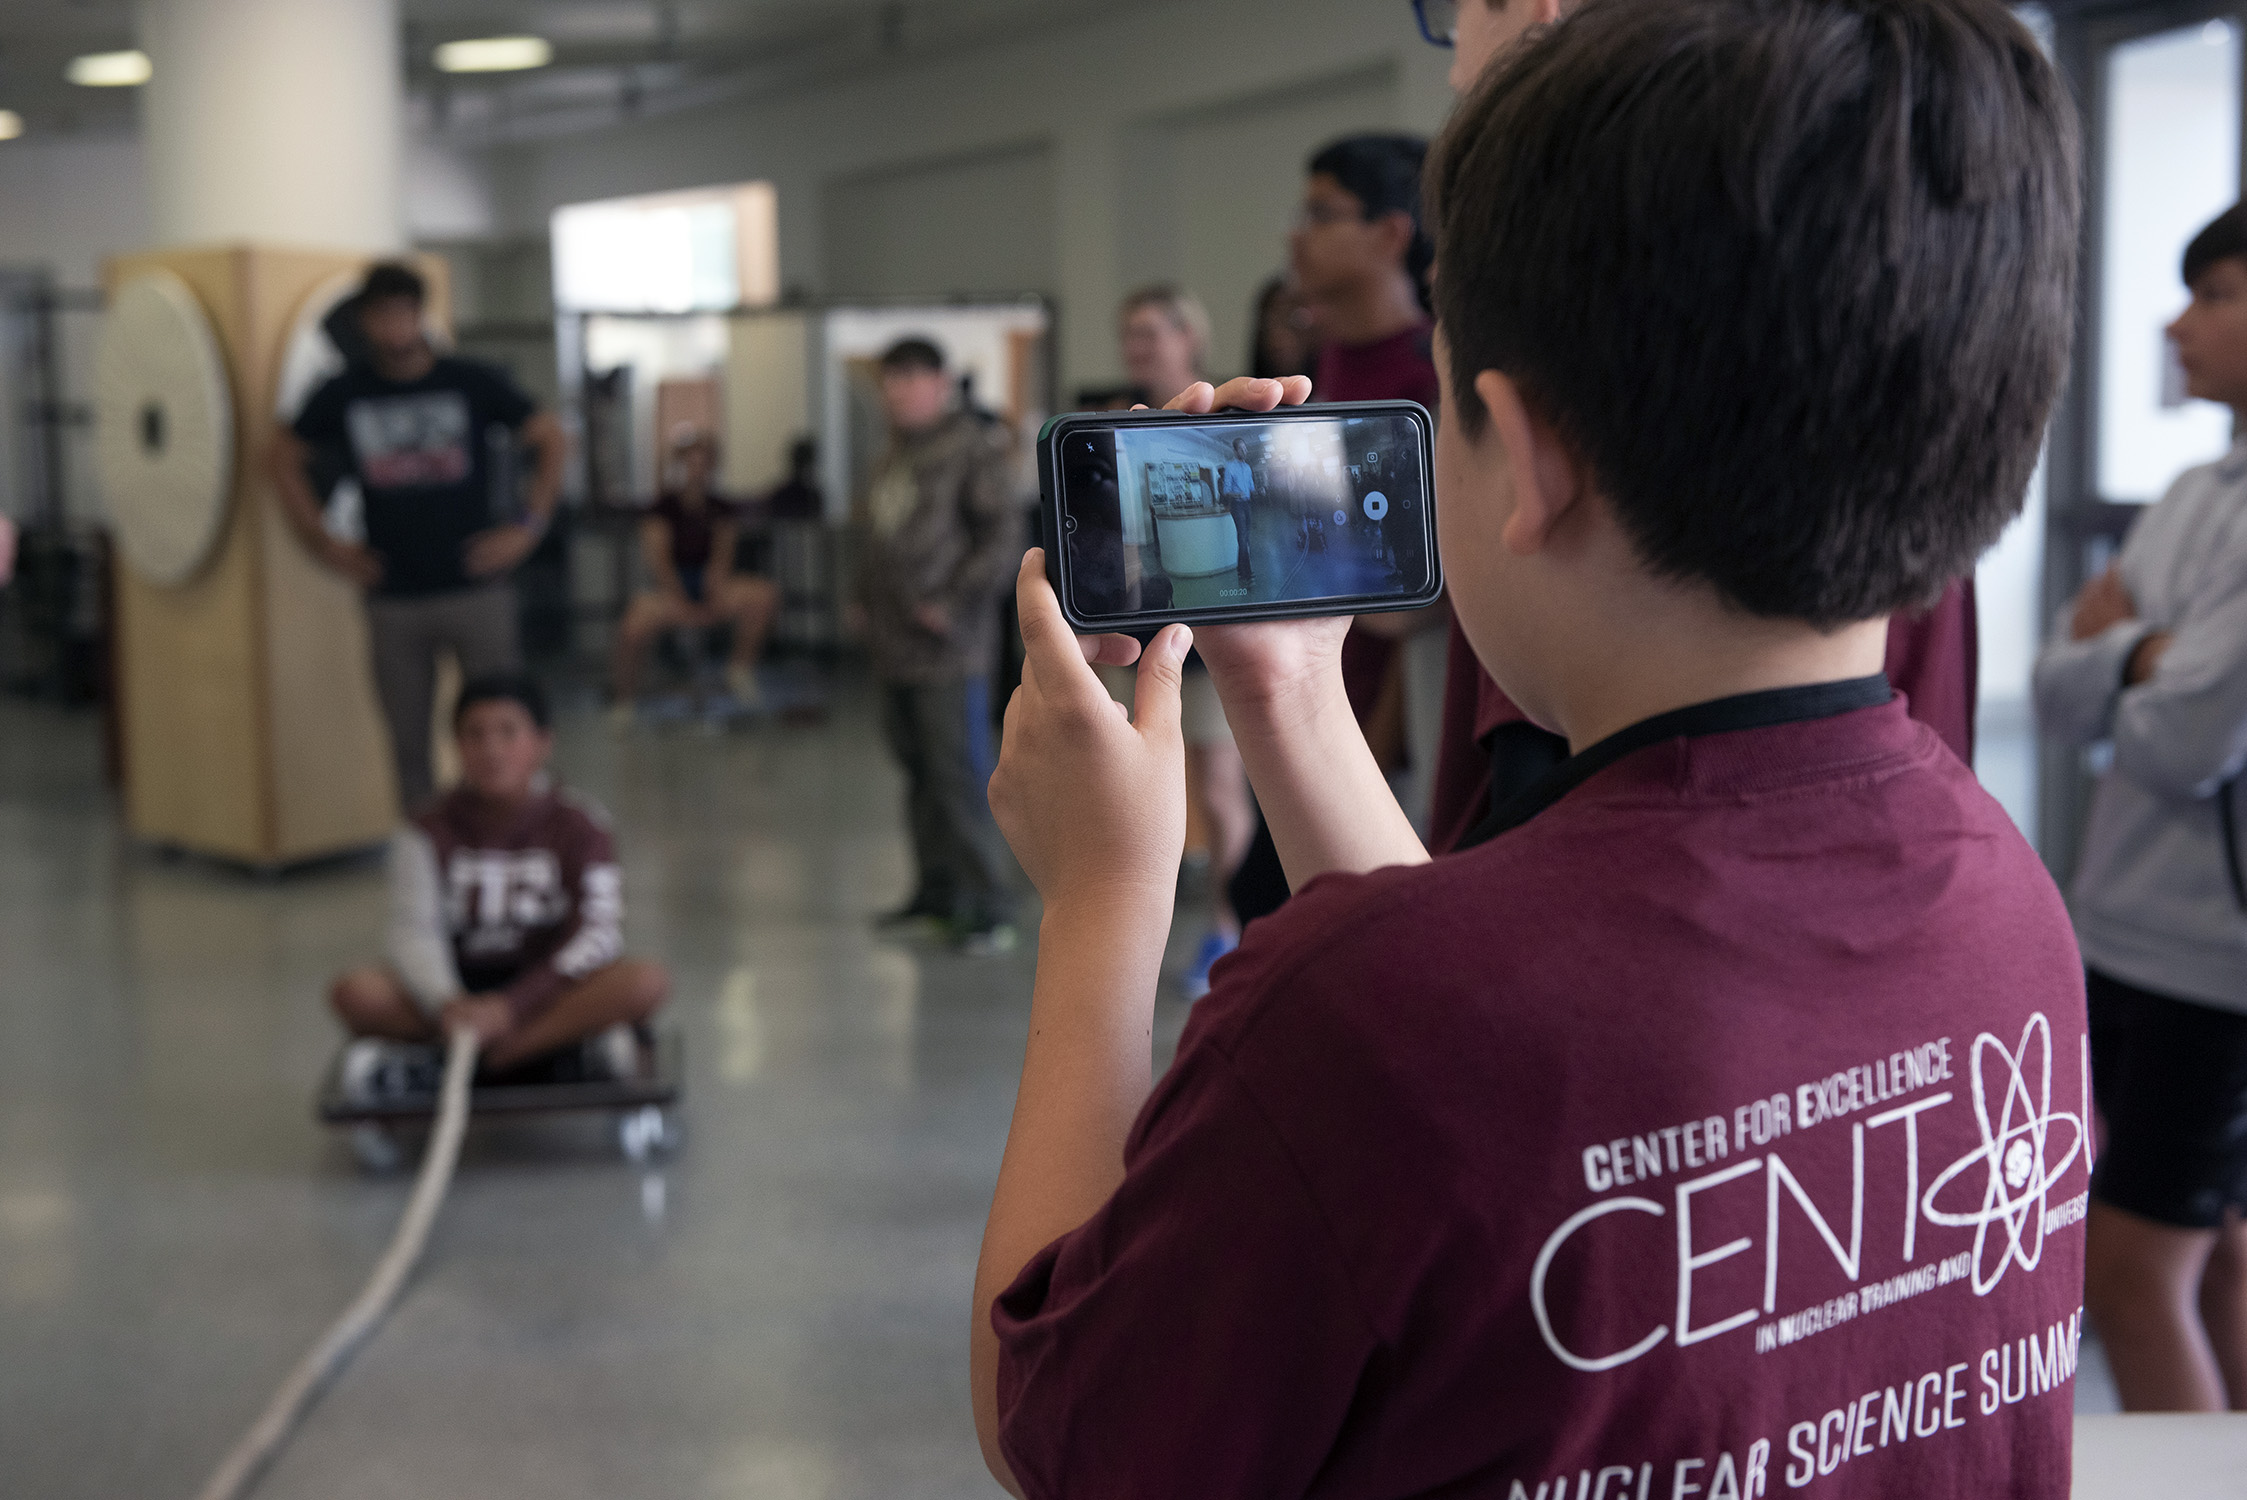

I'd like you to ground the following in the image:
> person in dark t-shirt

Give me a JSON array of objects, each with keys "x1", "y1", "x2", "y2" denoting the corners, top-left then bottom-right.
[
  {"x1": 970, "y1": 3, "x2": 2086, "y2": 1495},
  {"x1": 273, "y1": 261, "x2": 566, "y2": 814},
  {"x1": 608, "y1": 425, "x2": 780, "y2": 716}
]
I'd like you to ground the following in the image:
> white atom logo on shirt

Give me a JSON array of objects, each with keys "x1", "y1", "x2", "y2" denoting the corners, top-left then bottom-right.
[{"x1": 1922, "y1": 1012, "x2": 2084, "y2": 1296}]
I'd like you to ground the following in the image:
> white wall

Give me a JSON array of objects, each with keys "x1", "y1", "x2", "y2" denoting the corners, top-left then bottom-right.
[
  {"x1": 0, "y1": 137, "x2": 151, "y2": 287},
  {"x1": 1133, "y1": 64, "x2": 1400, "y2": 378},
  {"x1": 405, "y1": 139, "x2": 498, "y2": 242},
  {"x1": 486, "y1": 0, "x2": 1455, "y2": 392},
  {"x1": 824, "y1": 140, "x2": 1056, "y2": 301},
  {"x1": 0, "y1": 132, "x2": 490, "y2": 287}
]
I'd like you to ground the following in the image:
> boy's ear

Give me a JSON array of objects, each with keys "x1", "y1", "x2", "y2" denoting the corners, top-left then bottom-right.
[{"x1": 1473, "y1": 369, "x2": 1585, "y2": 557}]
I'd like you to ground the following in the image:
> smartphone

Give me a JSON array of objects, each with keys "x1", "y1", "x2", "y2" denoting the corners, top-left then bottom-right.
[{"x1": 1038, "y1": 400, "x2": 1441, "y2": 632}]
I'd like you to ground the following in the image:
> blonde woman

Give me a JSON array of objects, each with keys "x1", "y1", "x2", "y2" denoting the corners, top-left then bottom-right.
[{"x1": 1113, "y1": 285, "x2": 1254, "y2": 997}]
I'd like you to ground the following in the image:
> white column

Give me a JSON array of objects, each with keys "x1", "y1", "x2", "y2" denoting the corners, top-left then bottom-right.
[{"x1": 138, "y1": 0, "x2": 403, "y2": 250}]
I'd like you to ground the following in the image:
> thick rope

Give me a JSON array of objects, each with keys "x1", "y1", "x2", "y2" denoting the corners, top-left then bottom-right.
[{"x1": 193, "y1": 1027, "x2": 479, "y2": 1500}]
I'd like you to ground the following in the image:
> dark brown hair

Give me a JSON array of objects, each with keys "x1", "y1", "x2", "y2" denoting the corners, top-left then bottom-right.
[
  {"x1": 2184, "y1": 205, "x2": 2246, "y2": 288},
  {"x1": 455, "y1": 671, "x2": 550, "y2": 731},
  {"x1": 358, "y1": 260, "x2": 426, "y2": 306},
  {"x1": 878, "y1": 336, "x2": 945, "y2": 374},
  {"x1": 1428, "y1": 0, "x2": 2080, "y2": 626},
  {"x1": 1311, "y1": 134, "x2": 1434, "y2": 314}
]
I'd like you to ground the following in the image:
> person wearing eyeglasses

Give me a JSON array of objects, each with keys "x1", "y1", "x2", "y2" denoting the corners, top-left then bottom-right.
[
  {"x1": 1290, "y1": 134, "x2": 1438, "y2": 417},
  {"x1": 1409, "y1": 0, "x2": 1984, "y2": 859},
  {"x1": 1220, "y1": 134, "x2": 1446, "y2": 931}
]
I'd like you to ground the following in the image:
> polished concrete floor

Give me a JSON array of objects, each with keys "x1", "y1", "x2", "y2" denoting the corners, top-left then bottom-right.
[
  {"x1": 0, "y1": 681, "x2": 1194, "y2": 1500},
  {"x1": 0, "y1": 678, "x2": 2115, "y2": 1499}
]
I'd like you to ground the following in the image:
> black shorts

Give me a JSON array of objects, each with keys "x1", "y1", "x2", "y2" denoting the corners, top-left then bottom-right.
[{"x1": 2087, "y1": 968, "x2": 2247, "y2": 1229}]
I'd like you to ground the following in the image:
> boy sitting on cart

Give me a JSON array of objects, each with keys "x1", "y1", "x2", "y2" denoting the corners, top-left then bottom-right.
[{"x1": 330, "y1": 671, "x2": 669, "y2": 1099}]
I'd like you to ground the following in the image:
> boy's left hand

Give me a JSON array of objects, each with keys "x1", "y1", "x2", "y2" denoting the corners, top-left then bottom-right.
[
  {"x1": 989, "y1": 549, "x2": 1190, "y2": 918},
  {"x1": 2069, "y1": 564, "x2": 2136, "y2": 641}
]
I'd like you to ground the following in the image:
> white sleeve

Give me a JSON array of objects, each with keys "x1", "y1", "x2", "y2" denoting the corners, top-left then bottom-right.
[
  {"x1": 551, "y1": 863, "x2": 624, "y2": 980},
  {"x1": 2032, "y1": 613, "x2": 2154, "y2": 747},
  {"x1": 385, "y1": 828, "x2": 460, "y2": 1012},
  {"x1": 2107, "y1": 571, "x2": 2247, "y2": 799}
]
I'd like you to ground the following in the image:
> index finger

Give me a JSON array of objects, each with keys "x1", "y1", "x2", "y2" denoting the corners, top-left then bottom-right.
[
  {"x1": 1164, "y1": 375, "x2": 1313, "y2": 415},
  {"x1": 1014, "y1": 550, "x2": 1112, "y2": 705}
]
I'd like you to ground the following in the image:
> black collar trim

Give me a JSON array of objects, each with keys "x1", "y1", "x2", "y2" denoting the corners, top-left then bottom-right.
[{"x1": 1456, "y1": 674, "x2": 1893, "y2": 850}]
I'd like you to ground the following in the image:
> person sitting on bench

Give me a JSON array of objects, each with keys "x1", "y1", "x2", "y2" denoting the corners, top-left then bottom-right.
[
  {"x1": 331, "y1": 671, "x2": 668, "y2": 1094},
  {"x1": 609, "y1": 424, "x2": 780, "y2": 719}
]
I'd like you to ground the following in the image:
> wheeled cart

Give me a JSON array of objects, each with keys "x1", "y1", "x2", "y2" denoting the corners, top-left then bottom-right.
[{"x1": 316, "y1": 1030, "x2": 683, "y2": 1170}]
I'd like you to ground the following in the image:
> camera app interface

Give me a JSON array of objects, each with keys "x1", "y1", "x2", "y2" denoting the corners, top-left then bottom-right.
[{"x1": 1060, "y1": 412, "x2": 1430, "y2": 621}]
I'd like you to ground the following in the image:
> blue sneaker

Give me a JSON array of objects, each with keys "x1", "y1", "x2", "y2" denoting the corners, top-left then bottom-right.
[{"x1": 1181, "y1": 930, "x2": 1239, "y2": 1001}]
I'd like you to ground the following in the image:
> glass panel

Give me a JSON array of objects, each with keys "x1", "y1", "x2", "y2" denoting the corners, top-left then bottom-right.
[
  {"x1": 2098, "y1": 19, "x2": 2241, "y2": 502},
  {"x1": 1968, "y1": 8, "x2": 2055, "y2": 843},
  {"x1": 1974, "y1": 447, "x2": 2045, "y2": 841}
]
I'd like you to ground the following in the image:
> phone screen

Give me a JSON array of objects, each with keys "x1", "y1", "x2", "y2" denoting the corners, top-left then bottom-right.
[{"x1": 1053, "y1": 407, "x2": 1435, "y2": 625}]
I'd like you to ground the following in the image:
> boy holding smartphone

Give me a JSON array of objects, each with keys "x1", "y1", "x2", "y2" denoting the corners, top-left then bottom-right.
[
  {"x1": 971, "y1": 1, "x2": 2087, "y2": 1495},
  {"x1": 1417, "y1": 0, "x2": 1981, "y2": 856}
]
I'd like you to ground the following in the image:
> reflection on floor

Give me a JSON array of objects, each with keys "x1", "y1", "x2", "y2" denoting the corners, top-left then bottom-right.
[
  {"x1": 0, "y1": 682, "x2": 1203, "y2": 1500},
  {"x1": 0, "y1": 676, "x2": 2116, "y2": 1497}
]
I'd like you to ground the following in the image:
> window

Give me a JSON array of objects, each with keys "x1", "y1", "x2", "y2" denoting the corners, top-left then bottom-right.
[
  {"x1": 552, "y1": 183, "x2": 779, "y2": 314},
  {"x1": 2098, "y1": 19, "x2": 2241, "y2": 502}
]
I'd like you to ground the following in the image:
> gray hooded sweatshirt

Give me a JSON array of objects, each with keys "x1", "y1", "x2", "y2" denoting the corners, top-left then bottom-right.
[{"x1": 2034, "y1": 438, "x2": 2247, "y2": 1014}]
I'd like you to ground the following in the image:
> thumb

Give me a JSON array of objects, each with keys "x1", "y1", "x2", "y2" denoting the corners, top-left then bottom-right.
[{"x1": 1131, "y1": 624, "x2": 1192, "y2": 743}]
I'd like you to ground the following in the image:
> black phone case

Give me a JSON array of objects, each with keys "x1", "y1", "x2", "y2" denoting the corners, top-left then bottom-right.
[{"x1": 1036, "y1": 401, "x2": 1443, "y2": 633}]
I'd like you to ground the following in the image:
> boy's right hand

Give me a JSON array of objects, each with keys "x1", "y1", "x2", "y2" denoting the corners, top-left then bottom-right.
[
  {"x1": 320, "y1": 536, "x2": 384, "y2": 589},
  {"x1": 988, "y1": 550, "x2": 1188, "y2": 920}
]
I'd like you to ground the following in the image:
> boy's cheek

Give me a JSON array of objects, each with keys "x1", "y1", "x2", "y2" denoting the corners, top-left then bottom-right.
[
  {"x1": 2218, "y1": 305, "x2": 2247, "y2": 396},
  {"x1": 1434, "y1": 420, "x2": 1505, "y2": 582},
  {"x1": 1435, "y1": 431, "x2": 1522, "y2": 671}
]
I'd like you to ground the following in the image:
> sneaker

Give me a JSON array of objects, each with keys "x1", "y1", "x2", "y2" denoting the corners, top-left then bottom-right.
[
  {"x1": 587, "y1": 1023, "x2": 641, "y2": 1084},
  {"x1": 725, "y1": 662, "x2": 765, "y2": 711},
  {"x1": 874, "y1": 898, "x2": 950, "y2": 938},
  {"x1": 954, "y1": 920, "x2": 1020, "y2": 957},
  {"x1": 339, "y1": 1037, "x2": 441, "y2": 1106},
  {"x1": 1180, "y1": 930, "x2": 1239, "y2": 1001}
]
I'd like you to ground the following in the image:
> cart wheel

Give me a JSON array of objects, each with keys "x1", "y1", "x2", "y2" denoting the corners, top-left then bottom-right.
[
  {"x1": 619, "y1": 1105, "x2": 676, "y2": 1163},
  {"x1": 349, "y1": 1122, "x2": 404, "y2": 1174}
]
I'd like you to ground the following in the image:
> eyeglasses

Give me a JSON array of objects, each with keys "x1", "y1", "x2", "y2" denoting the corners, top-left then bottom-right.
[{"x1": 1413, "y1": 0, "x2": 1458, "y2": 48}]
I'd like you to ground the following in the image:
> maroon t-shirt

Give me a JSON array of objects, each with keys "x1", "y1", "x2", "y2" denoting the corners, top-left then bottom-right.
[
  {"x1": 1428, "y1": 582, "x2": 1982, "y2": 853},
  {"x1": 1318, "y1": 322, "x2": 1442, "y2": 725},
  {"x1": 417, "y1": 784, "x2": 623, "y2": 1021},
  {"x1": 996, "y1": 688, "x2": 2086, "y2": 1498},
  {"x1": 1316, "y1": 320, "x2": 1442, "y2": 410}
]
